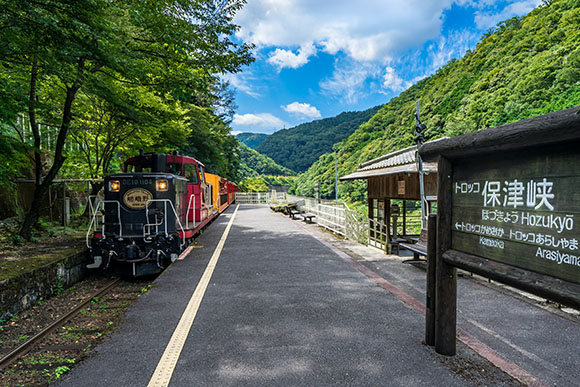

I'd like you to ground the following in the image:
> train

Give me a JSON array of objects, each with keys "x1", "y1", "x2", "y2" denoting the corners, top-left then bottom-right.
[{"x1": 86, "y1": 151, "x2": 238, "y2": 277}]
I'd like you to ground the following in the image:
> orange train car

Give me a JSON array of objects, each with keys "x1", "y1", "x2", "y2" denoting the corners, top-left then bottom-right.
[{"x1": 206, "y1": 173, "x2": 239, "y2": 214}]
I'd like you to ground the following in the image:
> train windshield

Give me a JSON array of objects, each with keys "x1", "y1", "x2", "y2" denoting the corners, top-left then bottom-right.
[
  {"x1": 125, "y1": 164, "x2": 152, "y2": 173},
  {"x1": 184, "y1": 164, "x2": 198, "y2": 184},
  {"x1": 168, "y1": 163, "x2": 182, "y2": 175}
]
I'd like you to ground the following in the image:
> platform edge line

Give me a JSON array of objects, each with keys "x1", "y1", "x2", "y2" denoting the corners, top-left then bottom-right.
[{"x1": 147, "y1": 205, "x2": 239, "y2": 387}]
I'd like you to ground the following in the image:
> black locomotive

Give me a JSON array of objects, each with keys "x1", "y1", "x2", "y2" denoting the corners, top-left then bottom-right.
[{"x1": 86, "y1": 152, "x2": 236, "y2": 277}]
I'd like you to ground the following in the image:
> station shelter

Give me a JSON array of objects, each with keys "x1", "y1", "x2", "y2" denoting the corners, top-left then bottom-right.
[{"x1": 340, "y1": 145, "x2": 437, "y2": 253}]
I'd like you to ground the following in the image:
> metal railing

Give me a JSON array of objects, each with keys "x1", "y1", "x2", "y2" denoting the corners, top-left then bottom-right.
[
  {"x1": 86, "y1": 199, "x2": 122, "y2": 248},
  {"x1": 236, "y1": 192, "x2": 391, "y2": 254},
  {"x1": 144, "y1": 199, "x2": 186, "y2": 249},
  {"x1": 186, "y1": 194, "x2": 196, "y2": 229},
  {"x1": 86, "y1": 197, "x2": 186, "y2": 250},
  {"x1": 235, "y1": 192, "x2": 287, "y2": 204}
]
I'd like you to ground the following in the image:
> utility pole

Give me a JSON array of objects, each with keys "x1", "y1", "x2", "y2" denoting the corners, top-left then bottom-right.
[{"x1": 415, "y1": 101, "x2": 427, "y2": 229}]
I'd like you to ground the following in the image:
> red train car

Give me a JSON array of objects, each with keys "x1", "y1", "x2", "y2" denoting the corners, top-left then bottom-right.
[{"x1": 86, "y1": 152, "x2": 237, "y2": 277}]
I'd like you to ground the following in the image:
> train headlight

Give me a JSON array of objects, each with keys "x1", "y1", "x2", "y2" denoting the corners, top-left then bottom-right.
[
  {"x1": 156, "y1": 179, "x2": 168, "y2": 192},
  {"x1": 109, "y1": 180, "x2": 120, "y2": 192}
]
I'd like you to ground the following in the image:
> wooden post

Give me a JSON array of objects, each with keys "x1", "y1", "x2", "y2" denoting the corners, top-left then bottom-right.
[
  {"x1": 435, "y1": 156, "x2": 456, "y2": 356},
  {"x1": 402, "y1": 199, "x2": 407, "y2": 236},
  {"x1": 425, "y1": 213, "x2": 437, "y2": 346},
  {"x1": 48, "y1": 186, "x2": 53, "y2": 222},
  {"x1": 62, "y1": 184, "x2": 67, "y2": 235},
  {"x1": 385, "y1": 198, "x2": 391, "y2": 254},
  {"x1": 368, "y1": 197, "x2": 374, "y2": 240}
]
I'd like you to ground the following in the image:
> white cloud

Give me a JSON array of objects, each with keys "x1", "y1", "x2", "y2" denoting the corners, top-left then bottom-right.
[
  {"x1": 383, "y1": 67, "x2": 411, "y2": 92},
  {"x1": 320, "y1": 62, "x2": 381, "y2": 104},
  {"x1": 282, "y1": 102, "x2": 322, "y2": 119},
  {"x1": 474, "y1": 0, "x2": 542, "y2": 29},
  {"x1": 235, "y1": 0, "x2": 453, "y2": 63},
  {"x1": 427, "y1": 30, "x2": 480, "y2": 72},
  {"x1": 268, "y1": 44, "x2": 317, "y2": 71},
  {"x1": 233, "y1": 113, "x2": 287, "y2": 130},
  {"x1": 222, "y1": 73, "x2": 261, "y2": 98}
]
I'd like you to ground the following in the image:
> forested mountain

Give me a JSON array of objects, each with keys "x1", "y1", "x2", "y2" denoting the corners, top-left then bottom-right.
[
  {"x1": 238, "y1": 141, "x2": 295, "y2": 179},
  {"x1": 256, "y1": 105, "x2": 382, "y2": 172},
  {"x1": 236, "y1": 132, "x2": 269, "y2": 149},
  {"x1": 293, "y1": 0, "x2": 580, "y2": 203}
]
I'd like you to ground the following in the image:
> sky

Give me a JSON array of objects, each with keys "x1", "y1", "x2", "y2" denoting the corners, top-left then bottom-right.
[{"x1": 227, "y1": 0, "x2": 542, "y2": 134}]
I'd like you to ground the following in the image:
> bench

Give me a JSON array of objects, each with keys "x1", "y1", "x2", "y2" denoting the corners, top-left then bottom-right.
[
  {"x1": 270, "y1": 204, "x2": 285, "y2": 212},
  {"x1": 289, "y1": 209, "x2": 301, "y2": 219},
  {"x1": 399, "y1": 228, "x2": 428, "y2": 260},
  {"x1": 284, "y1": 200, "x2": 305, "y2": 215},
  {"x1": 300, "y1": 212, "x2": 316, "y2": 223}
]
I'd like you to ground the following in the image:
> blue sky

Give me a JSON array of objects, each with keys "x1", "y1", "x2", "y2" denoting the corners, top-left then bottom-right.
[{"x1": 227, "y1": 0, "x2": 542, "y2": 134}]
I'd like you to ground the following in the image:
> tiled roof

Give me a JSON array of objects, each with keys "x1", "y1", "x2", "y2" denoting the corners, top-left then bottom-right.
[
  {"x1": 358, "y1": 145, "x2": 417, "y2": 171},
  {"x1": 339, "y1": 141, "x2": 444, "y2": 181}
]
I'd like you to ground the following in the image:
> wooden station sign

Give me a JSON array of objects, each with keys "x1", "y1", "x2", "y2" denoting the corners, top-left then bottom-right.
[
  {"x1": 419, "y1": 106, "x2": 580, "y2": 356},
  {"x1": 452, "y1": 146, "x2": 580, "y2": 284}
]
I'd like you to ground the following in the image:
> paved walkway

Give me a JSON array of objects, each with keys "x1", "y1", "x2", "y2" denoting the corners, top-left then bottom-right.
[{"x1": 57, "y1": 205, "x2": 579, "y2": 386}]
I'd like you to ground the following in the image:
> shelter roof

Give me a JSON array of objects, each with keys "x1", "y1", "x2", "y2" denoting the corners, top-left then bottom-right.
[{"x1": 340, "y1": 144, "x2": 438, "y2": 181}]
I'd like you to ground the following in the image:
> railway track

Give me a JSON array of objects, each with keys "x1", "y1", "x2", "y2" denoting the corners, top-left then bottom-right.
[
  {"x1": 0, "y1": 275, "x2": 154, "y2": 385},
  {"x1": 0, "y1": 278, "x2": 121, "y2": 370}
]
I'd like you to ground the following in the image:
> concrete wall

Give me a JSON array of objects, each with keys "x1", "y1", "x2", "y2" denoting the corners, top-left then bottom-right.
[{"x1": 0, "y1": 250, "x2": 89, "y2": 321}]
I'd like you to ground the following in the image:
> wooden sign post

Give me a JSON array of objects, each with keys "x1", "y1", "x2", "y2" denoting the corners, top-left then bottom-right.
[{"x1": 420, "y1": 106, "x2": 580, "y2": 356}]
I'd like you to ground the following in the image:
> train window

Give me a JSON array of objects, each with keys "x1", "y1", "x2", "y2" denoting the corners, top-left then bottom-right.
[
  {"x1": 168, "y1": 163, "x2": 182, "y2": 175},
  {"x1": 184, "y1": 164, "x2": 198, "y2": 184},
  {"x1": 199, "y1": 166, "x2": 206, "y2": 184},
  {"x1": 125, "y1": 164, "x2": 150, "y2": 172}
]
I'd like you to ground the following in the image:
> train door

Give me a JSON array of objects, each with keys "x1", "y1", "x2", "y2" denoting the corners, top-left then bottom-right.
[
  {"x1": 198, "y1": 165, "x2": 209, "y2": 221},
  {"x1": 184, "y1": 163, "x2": 201, "y2": 228}
]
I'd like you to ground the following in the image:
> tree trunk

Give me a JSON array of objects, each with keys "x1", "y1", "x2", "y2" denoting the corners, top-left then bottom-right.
[{"x1": 19, "y1": 84, "x2": 80, "y2": 240}]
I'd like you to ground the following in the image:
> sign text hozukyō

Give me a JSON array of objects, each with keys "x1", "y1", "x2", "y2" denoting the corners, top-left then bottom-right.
[{"x1": 451, "y1": 146, "x2": 580, "y2": 285}]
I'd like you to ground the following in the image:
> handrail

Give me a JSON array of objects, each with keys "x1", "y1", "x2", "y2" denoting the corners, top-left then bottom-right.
[
  {"x1": 144, "y1": 199, "x2": 186, "y2": 249},
  {"x1": 88, "y1": 195, "x2": 98, "y2": 219},
  {"x1": 86, "y1": 200, "x2": 122, "y2": 249},
  {"x1": 186, "y1": 194, "x2": 196, "y2": 229}
]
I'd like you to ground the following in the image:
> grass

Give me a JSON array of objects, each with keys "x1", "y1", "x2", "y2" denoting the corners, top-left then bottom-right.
[{"x1": 0, "y1": 247, "x2": 82, "y2": 282}]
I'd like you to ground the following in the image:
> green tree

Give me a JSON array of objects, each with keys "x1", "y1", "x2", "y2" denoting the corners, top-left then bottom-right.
[
  {"x1": 0, "y1": 0, "x2": 253, "y2": 239},
  {"x1": 65, "y1": 82, "x2": 190, "y2": 201}
]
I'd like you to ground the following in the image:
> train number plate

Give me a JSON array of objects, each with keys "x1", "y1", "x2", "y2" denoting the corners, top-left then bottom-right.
[{"x1": 124, "y1": 188, "x2": 153, "y2": 209}]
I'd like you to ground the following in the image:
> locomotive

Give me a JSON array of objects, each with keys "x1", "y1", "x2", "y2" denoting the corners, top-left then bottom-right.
[{"x1": 86, "y1": 152, "x2": 237, "y2": 277}]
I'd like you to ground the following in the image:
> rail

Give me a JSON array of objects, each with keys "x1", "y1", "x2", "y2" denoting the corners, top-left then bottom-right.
[{"x1": 0, "y1": 278, "x2": 121, "y2": 370}]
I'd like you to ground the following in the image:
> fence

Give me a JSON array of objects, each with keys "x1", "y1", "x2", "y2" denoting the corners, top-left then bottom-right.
[
  {"x1": 235, "y1": 192, "x2": 287, "y2": 204},
  {"x1": 236, "y1": 192, "x2": 391, "y2": 254}
]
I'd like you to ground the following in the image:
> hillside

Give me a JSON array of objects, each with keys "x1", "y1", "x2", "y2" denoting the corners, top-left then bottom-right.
[
  {"x1": 238, "y1": 141, "x2": 296, "y2": 179},
  {"x1": 236, "y1": 132, "x2": 269, "y2": 149},
  {"x1": 293, "y1": 0, "x2": 580, "y2": 202},
  {"x1": 256, "y1": 105, "x2": 382, "y2": 172}
]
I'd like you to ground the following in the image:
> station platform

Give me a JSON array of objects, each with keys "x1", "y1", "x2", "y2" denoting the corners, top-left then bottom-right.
[{"x1": 57, "y1": 205, "x2": 579, "y2": 386}]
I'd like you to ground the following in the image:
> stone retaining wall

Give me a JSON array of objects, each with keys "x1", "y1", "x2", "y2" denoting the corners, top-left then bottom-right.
[{"x1": 0, "y1": 250, "x2": 89, "y2": 321}]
